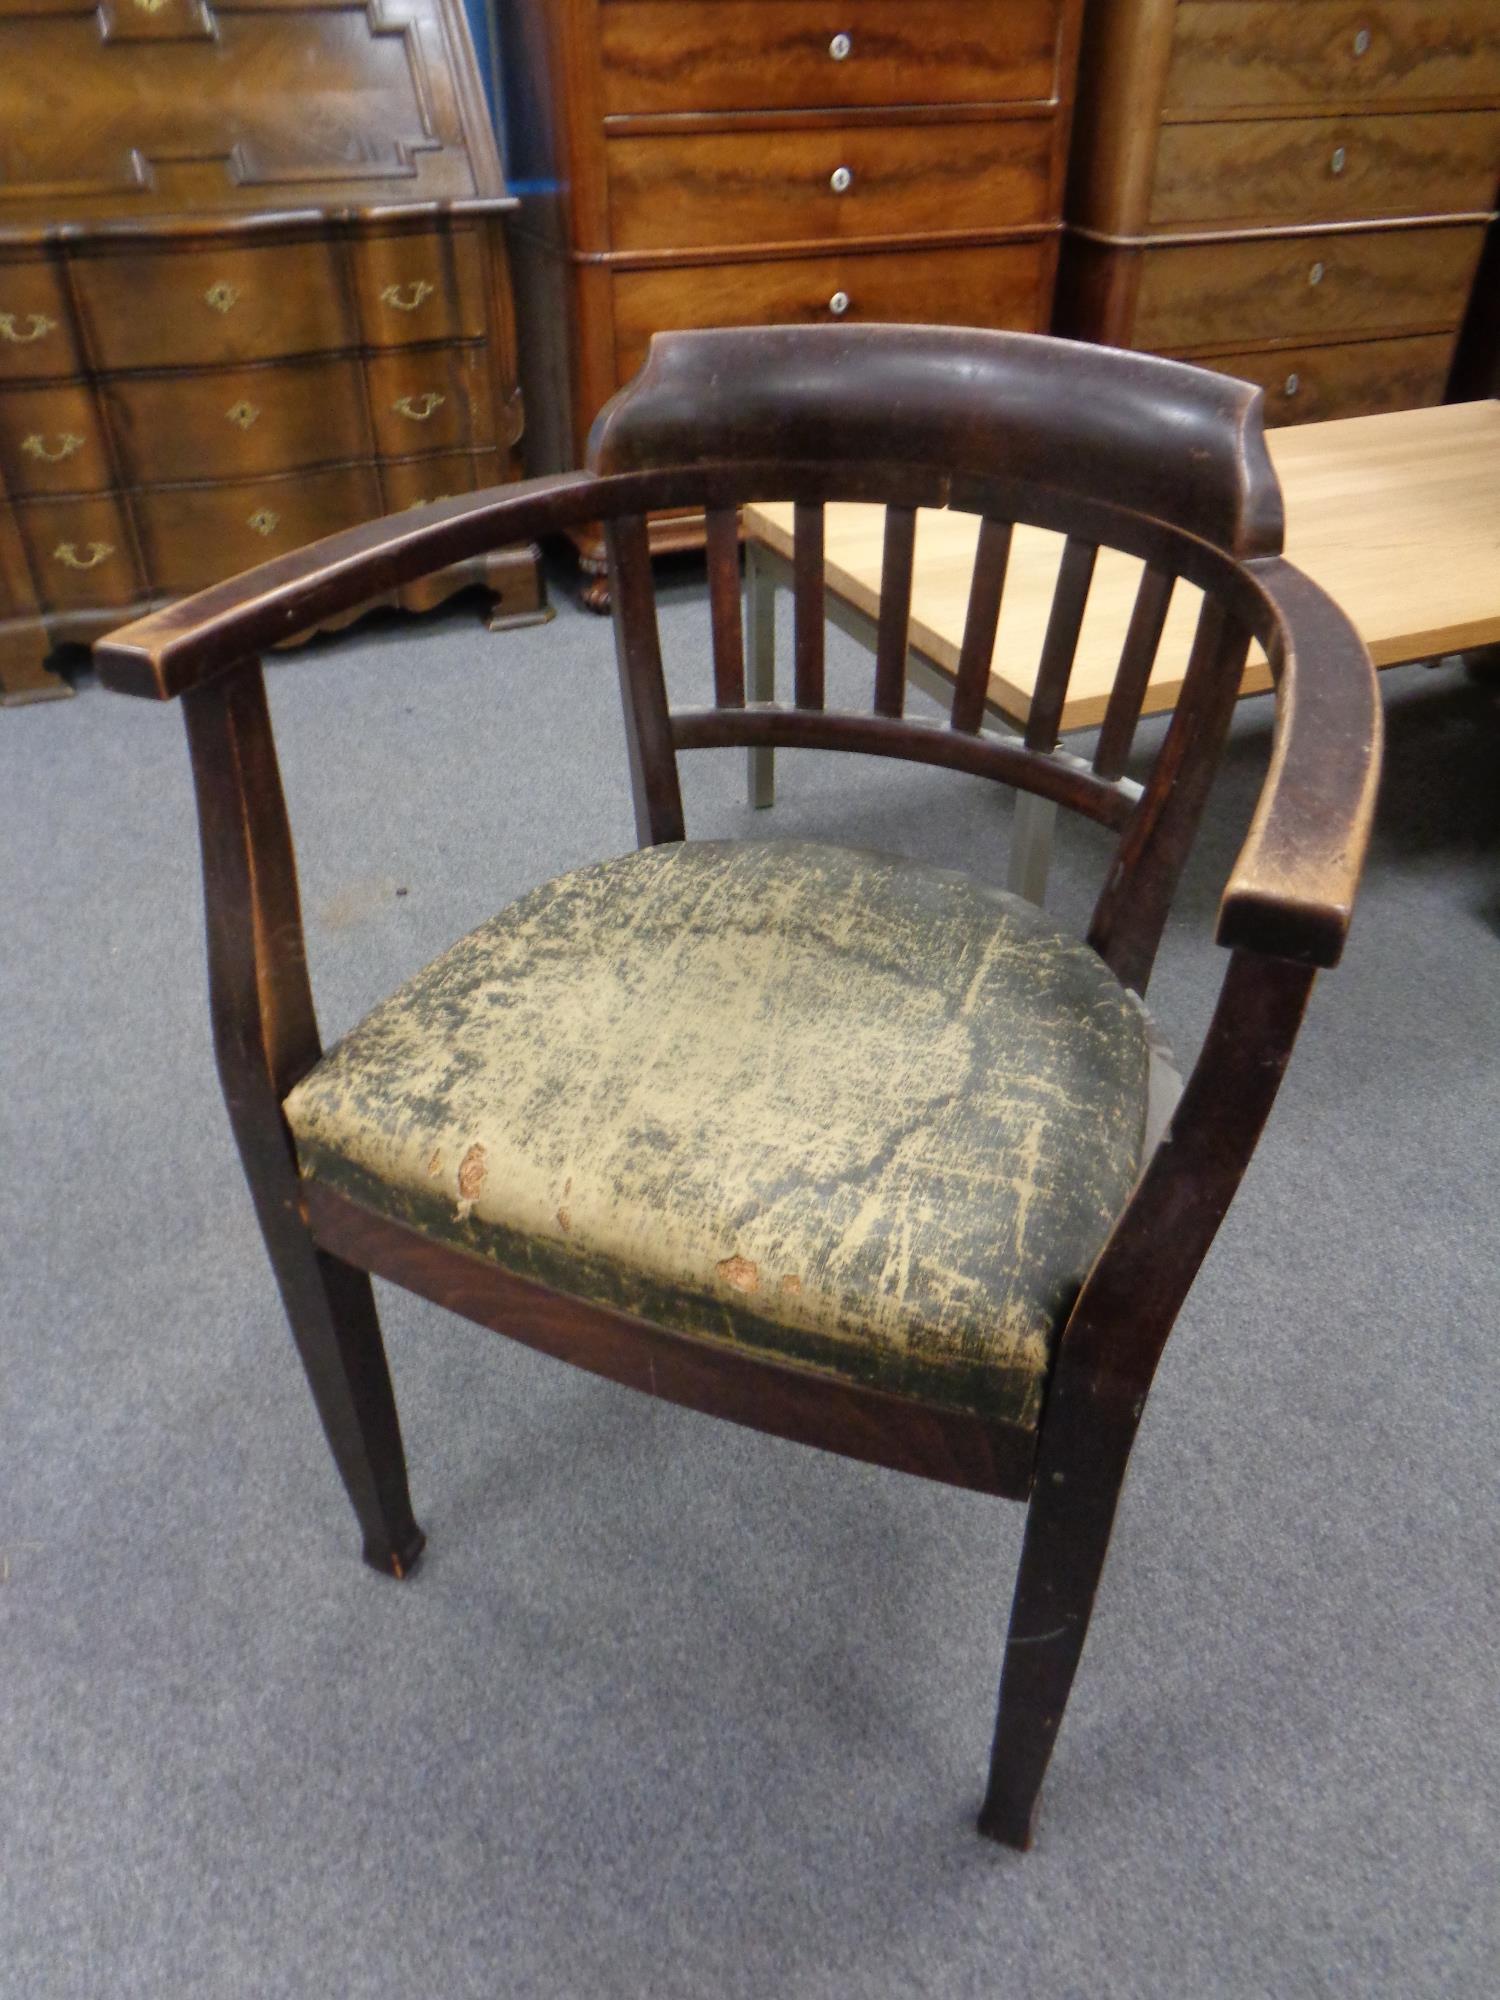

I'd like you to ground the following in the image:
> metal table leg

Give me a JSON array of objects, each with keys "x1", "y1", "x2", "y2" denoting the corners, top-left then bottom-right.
[{"x1": 1007, "y1": 792, "x2": 1057, "y2": 906}]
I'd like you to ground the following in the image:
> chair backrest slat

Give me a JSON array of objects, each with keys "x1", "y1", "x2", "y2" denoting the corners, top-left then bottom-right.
[
  {"x1": 1088, "y1": 594, "x2": 1250, "y2": 992},
  {"x1": 1093, "y1": 564, "x2": 1175, "y2": 780},
  {"x1": 604, "y1": 513, "x2": 685, "y2": 846},
  {"x1": 704, "y1": 506, "x2": 745, "y2": 706},
  {"x1": 1025, "y1": 536, "x2": 1099, "y2": 752},
  {"x1": 873, "y1": 504, "x2": 917, "y2": 718},
  {"x1": 793, "y1": 501, "x2": 826, "y2": 710},
  {"x1": 950, "y1": 516, "x2": 1013, "y2": 734}
]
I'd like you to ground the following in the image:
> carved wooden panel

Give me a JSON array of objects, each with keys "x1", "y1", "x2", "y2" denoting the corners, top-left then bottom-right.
[{"x1": 0, "y1": 0, "x2": 542, "y2": 702}]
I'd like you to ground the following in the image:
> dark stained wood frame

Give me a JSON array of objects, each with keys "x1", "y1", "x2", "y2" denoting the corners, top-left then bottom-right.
[{"x1": 94, "y1": 327, "x2": 1381, "y2": 1851}]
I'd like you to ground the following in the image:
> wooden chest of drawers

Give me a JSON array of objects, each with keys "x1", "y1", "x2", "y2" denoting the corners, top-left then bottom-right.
[
  {"x1": 496, "y1": 0, "x2": 1085, "y2": 601},
  {"x1": 1055, "y1": 0, "x2": 1500, "y2": 425},
  {"x1": 0, "y1": 0, "x2": 542, "y2": 705}
]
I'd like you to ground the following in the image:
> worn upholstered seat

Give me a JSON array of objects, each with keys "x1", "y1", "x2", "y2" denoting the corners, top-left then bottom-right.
[{"x1": 284, "y1": 840, "x2": 1152, "y2": 1428}]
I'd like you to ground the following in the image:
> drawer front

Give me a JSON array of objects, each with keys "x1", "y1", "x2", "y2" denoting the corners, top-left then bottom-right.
[
  {"x1": 613, "y1": 242, "x2": 1050, "y2": 380},
  {"x1": 1207, "y1": 332, "x2": 1457, "y2": 423},
  {"x1": 379, "y1": 447, "x2": 505, "y2": 512},
  {"x1": 0, "y1": 384, "x2": 112, "y2": 496},
  {"x1": 349, "y1": 229, "x2": 488, "y2": 348},
  {"x1": 73, "y1": 241, "x2": 353, "y2": 373},
  {"x1": 139, "y1": 466, "x2": 381, "y2": 594},
  {"x1": 608, "y1": 118, "x2": 1054, "y2": 254},
  {"x1": 1133, "y1": 223, "x2": 1485, "y2": 351},
  {"x1": 1165, "y1": 2, "x2": 1500, "y2": 113},
  {"x1": 599, "y1": 1, "x2": 1066, "y2": 115},
  {"x1": 17, "y1": 495, "x2": 140, "y2": 610},
  {"x1": 1151, "y1": 110, "x2": 1500, "y2": 230},
  {"x1": 364, "y1": 347, "x2": 497, "y2": 459},
  {"x1": 0, "y1": 261, "x2": 79, "y2": 382},
  {"x1": 105, "y1": 358, "x2": 371, "y2": 486}
]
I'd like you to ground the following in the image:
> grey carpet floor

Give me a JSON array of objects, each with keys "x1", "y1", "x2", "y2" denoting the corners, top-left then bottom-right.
[{"x1": 4, "y1": 561, "x2": 1498, "y2": 1999}]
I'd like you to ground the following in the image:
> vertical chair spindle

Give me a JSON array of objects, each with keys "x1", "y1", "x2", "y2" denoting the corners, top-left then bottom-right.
[
  {"x1": 793, "y1": 501, "x2": 826, "y2": 710},
  {"x1": 704, "y1": 507, "x2": 745, "y2": 707},
  {"x1": 1094, "y1": 564, "x2": 1176, "y2": 780},
  {"x1": 1025, "y1": 537, "x2": 1099, "y2": 752},
  {"x1": 1088, "y1": 595, "x2": 1250, "y2": 993},
  {"x1": 604, "y1": 513, "x2": 685, "y2": 847},
  {"x1": 951, "y1": 517, "x2": 1014, "y2": 735},
  {"x1": 873, "y1": 504, "x2": 917, "y2": 718}
]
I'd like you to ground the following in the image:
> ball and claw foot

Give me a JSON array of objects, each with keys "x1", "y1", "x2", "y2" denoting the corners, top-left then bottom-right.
[{"x1": 579, "y1": 571, "x2": 612, "y2": 615}]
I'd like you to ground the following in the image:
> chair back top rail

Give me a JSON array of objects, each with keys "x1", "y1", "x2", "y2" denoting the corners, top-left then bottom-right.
[{"x1": 589, "y1": 325, "x2": 1285, "y2": 560}]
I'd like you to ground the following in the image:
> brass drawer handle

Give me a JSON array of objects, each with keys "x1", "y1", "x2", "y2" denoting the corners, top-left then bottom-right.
[
  {"x1": 1283, "y1": 372, "x2": 1301, "y2": 398},
  {"x1": 829, "y1": 31, "x2": 851, "y2": 60},
  {"x1": 1330, "y1": 146, "x2": 1347, "y2": 175},
  {"x1": 380, "y1": 280, "x2": 435, "y2": 312},
  {"x1": 830, "y1": 166, "x2": 853, "y2": 194},
  {"x1": 53, "y1": 540, "x2": 113, "y2": 571},
  {"x1": 247, "y1": 508, "x2": 279, "y2": 536},
  {"x1": 0, "y1": 310, "x2": 57, "y2": 345},
  {"x1": 828, "y1": 290, "x2": 851, "y2": 316},
  {"x1": 392, "y1": 391, "x2": 445, "y2": 421},
  {"x1": 22, "y1": 431, "x2": 85, "y2": 462},
  {"x1": 1352, "y1": 27, "x2": 1371, "y2": 56},
  {"x1": 226, "y1": 401, "x2": 260, "y2": 429},
  {"x1": 204, "y1": 281, "x2": 240, "y2": 314},
  {"x1": 1308, "y1": 261, "x2": 1326, "y2": 286}
]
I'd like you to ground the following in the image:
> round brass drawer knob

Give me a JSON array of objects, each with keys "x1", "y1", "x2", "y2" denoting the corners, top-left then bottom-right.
[
  {"x1": 828, "y1": 290, "x2": 850, "y2": 316},
  {"x1": 1308, "y1": 261, "x2": 1326, "y2": 286},
  {"x1": 1352, "y1": 27, "x2": 1371, "y2": 56},
  {"x1": 1284, "y1": 373, "x2": 1301, "y2": 397},
  {"x1": 830, "y1": 166, "x2": 853, "y2": 194},
  {"x1": 1330, "y1": 146, "x2": 1347, "y2": 175},
  {"x1": 829, "y1": 31, "x2": 851, "y2": 60}
]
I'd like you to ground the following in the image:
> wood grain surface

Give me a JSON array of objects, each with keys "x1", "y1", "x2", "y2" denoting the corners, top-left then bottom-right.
[
  {"x1": 607, "y1": 118, "x2": 1055, "y2": 253},
  {"x1": 598, "y1": 0, "x2": 1067, "y2": 117},
  {"x1": 745, "y1": 401, "x2": 1500, "y2": 730},
  {"x1": 1163, "y1": 0, "x2": 1500, "y2": 114}
]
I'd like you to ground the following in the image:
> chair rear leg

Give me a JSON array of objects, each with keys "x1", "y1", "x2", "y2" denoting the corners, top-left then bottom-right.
[
  {"x1": 254, "y1": 1191, "x2": 426, "y2": 1579},
  {"x1": 980, "y1": 1407, "x2": 1137, "y2": 1848}
]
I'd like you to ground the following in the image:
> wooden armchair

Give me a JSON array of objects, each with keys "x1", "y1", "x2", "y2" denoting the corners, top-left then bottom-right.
[{"x1": 95, "y1": 326, "x2": 1381, "y2": 1849}]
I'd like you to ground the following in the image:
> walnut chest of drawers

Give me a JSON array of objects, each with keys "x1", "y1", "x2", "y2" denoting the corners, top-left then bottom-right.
[
  {"x1": 1055, "y1": 0, "x2": 1500, "y2": 426},
  {"x1": 496, "y1": 0, "x2": 1085, "y2": 602},
  {"x1": 0, "y1": 0, "x2": 542, "y2": 704}
]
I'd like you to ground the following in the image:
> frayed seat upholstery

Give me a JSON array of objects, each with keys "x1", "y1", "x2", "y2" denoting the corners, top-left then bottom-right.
[{"x1": 284, "y1": 840, "x2": 1151, "y2": 1428}]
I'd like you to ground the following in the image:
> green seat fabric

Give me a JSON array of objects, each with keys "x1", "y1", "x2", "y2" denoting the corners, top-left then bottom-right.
[{"x1": 283, "y1": 841, "x2": 1152, "y2": 1428}]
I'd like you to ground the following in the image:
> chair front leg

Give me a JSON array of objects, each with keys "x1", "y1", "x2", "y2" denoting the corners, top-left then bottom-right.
[
  {"x1": 983, "y1": 949, "x2": 1318, "y2": 1845},
  {"x1": 248, "y1": 1172, "x2": 427, "y2": 1579},
  {"x1": 184, "y1": 664, "x2": 424, "y2": 1577},
  {"x1": 981, "y1": 1381, "x2": 1139, "y2": 1847}
]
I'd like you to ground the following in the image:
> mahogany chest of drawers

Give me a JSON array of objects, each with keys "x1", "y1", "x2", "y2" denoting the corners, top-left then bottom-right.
[
  {"x1": 0, "y1": 0, "x2": 541, "y2": 704},
  {"x1": 1055, "y1": 0, "x2": 1500, "y2": 425},
  {"x1": 496, "y1": 0, "x2": 1085, "y2": 602}
]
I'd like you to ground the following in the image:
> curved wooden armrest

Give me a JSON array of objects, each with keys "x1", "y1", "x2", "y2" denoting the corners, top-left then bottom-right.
[
  {"x1": 93, "y1": 473, "x2": 603, "y2": 701},
  {"x1": 1217, "y1": 557, "x2": 1382, "y2": 970}
]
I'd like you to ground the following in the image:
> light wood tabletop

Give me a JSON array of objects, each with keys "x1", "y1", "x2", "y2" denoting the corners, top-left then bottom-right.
[{"x1": 743, "y1": 400, "x2": 1500, "y2": 734}]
